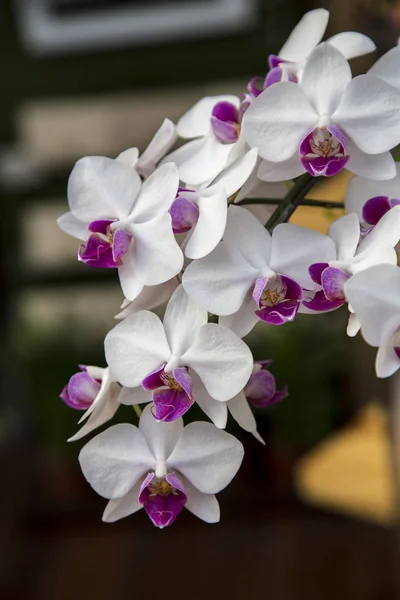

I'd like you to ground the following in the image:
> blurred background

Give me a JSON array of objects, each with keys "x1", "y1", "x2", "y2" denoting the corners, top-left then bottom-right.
[{"x1": 1, "y1": 0, "x2": 400, "y2": 598}]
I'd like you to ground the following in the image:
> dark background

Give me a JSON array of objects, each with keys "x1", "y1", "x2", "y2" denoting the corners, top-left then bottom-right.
[{"x1": 1, "y1": 1, "x2": 400, "y2": 598}]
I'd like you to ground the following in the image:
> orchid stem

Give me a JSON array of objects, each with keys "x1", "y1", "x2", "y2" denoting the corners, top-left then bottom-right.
[
  {"x1": 237, "y1": 198, "x2": 344, "y2": 210},
  {"x1": 264, "y1": 173, "x2": 319, "y2": 232},
  {"x1": 133, "y1": 405, "x2": 142, "y2": 419}
]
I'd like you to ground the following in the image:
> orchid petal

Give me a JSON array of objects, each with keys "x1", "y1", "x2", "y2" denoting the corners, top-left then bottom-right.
[
  {"x1": 102, "y1": 481, "x2": 143, "y2": 523},
  {"x1": 116, "y1": 147, "x2": 139, "y2": 168},
  {"x1": 58, "y1": 211, "x2": 89, "y2": 241},
  {"x1": 184, "y1": 189, "x2": 227, "y2": 259},
  {"x1": 191, "y1": 371, "x2": 228, "y2": 429},
  {"x1": 183, "y1": 242, "x2": 258, "y2": 316},
  {"x1": 345, "y1": 139, "x2": 396, "y2": 181},
  {"x1": 137, "y1": 119, "x2": 177, "y2": 177},
  {"x1": 228, "y1": 392, "x2": 261, "y2": 439},
  {"x1": 174, "y1": 134, "x2": 233, "y2": 187},
  {"x1": 117, "y1": 385, "x2": 151, "y2": 406},
  {"x1": 224, "y1": 205, "x2": 272, "y2": 268},
  {"x1": 168, "y1": 422, "x2": 244, "y2": 494},
  {"x1": 182, "y1": 323, "x2": 253, "y2": 402},
  {"x1": 163, "y1": 285, "x2": 208, "y2": 357},
  {"x1": 344, "y1": 264, "x2": 400, "y2": 346},
  {"x1": 279, "y1": 8, "x2": 329, "y2": 62},
  {"x1": 104, "y1": 311, "x2": 170, "y2": 388},
  {"x1": 376, "y1": 333, "x2": 400, "y2": 378},
  {"x1": 301, "y1": 43, "x2": 352, "y2": 116},
  {"x1": 130, "y1": 163, "x2": 179, "y2": 223},
  {"x1": 333, "y1": 75, "x2": 400, "y2": 154},
  {"x1": 369, "y1": 46, "x2": 400, "y2": 90},
  {"x1": 218, "y1": 293, "x2": 259, "y2": 339},
  {"x1": 209, "y1": 148, "x2": 258, "y2": 198},
  {"x1": 243, "y1": 82, "x2": 316, "y2": 162},
  {"x1": 115, "y1": 279, "x2": 178, "y2": 319},
  {"x1": 270, "y1": 224, "x2": 336, "y2": 289},
  {"x1": 257, "y1": 154, "x2": 305, "y2": 182},
  {"x1": 68, "y1": 156, "x2": 141, "y2": 222},
  {"x1": 182, "y1": 478, "x2": 220, "y2": 523},
  {"x1": 68, "y1": 383, "x2": 120, "y2": 442},
  {"x1": 328, "y1": 31, "x2": 376, "y2": 60},
  {"x1": 328, "y1": 213, "x2": 360, "y2": 261},
  {"x1": 139, "y1": 404, "x2": 184, "y2": 463},
  {"x1": 79, "y1": 424, "x2": 154, "y2": 500},
  {"x1": 177, "y1": 95, "x2": 240, "y2": 138},
  {"x1": 345, "y1": 164, "x2": 400, "y2": 217}
]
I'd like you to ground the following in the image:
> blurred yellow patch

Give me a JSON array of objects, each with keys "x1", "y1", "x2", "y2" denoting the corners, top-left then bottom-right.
[{"x1": 294, "y1": 403, "x2": 398, "y2": 527}]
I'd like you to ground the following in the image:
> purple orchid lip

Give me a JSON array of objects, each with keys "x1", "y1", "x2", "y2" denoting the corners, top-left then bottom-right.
[
  {"x1": 169, "y1": 196, "x2": 199, "y2": 234},
  {"x1": 300, "y1": 127, "x2": 349, "y2": 177},
  {"x1": 302, "y1": 290, "x2": 344, "y2": 312},
  {"x1": 303, "y1": 265, "x2": 349, "y2": 312},
  {"x1": 253, "y1": 275, "x2": 302, "y2": 326},
  {"x1": 143, "y1": 366, "x2": 194, "y2": 422},
  {"x1": 210, "y1": 101, "x2": 240, "y2": 144},
  {"x1": 362, "y1": 196, "x2": 400, "y2": 227},
  {"x1": 395, "y1": 347, "x2": 400, "y2": 360},
  {"x1": 139, "y1": 472, "x2": 187, "y2": 529},
  {"x1": 309, "y1": 262, "x2": 329, "y2": 285},
  {"x1": 60, "y1": 368, "x2": 101, "y2": 410},
  {"x1": 245, "y1": 362, "x2": 288, "y2": 408},
  {"x1": 79, "y1": 221, "x2": 132, "y2": 269}
]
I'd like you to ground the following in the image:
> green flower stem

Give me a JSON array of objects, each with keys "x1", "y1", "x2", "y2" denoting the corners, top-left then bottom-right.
[
  {"x1": 237, "y1": 197, "x2": 344, "y2": 210},
  {"x1": 263, "y1": 173, "x2": 320, "y2": 231}
]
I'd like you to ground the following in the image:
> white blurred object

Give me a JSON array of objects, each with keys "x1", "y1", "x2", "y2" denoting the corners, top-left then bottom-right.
[{"x1": 15, "y1": 0, "x2": 257, "y2": 55}]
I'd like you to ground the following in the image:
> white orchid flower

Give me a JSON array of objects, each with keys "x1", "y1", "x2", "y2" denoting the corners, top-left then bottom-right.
[
  {"x1": 164, "y1": 95, "x2": 251, "y2": 187},
  {"x1": 104, "y1": 284, "x2": 253, "y2": 422},
  {"x1": 183, "y1": 205, "x2": 334, "y2": 338},
  {"x1": 79, "y1": 405, "x2": 244, "y2": 527},
  {"x1": 58, "y1": 160, "x2": 183, "y2": 301},
  {"x1": 243, "y1": 43, "x2": 400, "y2": 181},
  {"x1": 344, "y1": 264, "x2": 400, "y2": 378},
  {"x1": 267, "y1": 8, "x2": 375, "y2": 86}
]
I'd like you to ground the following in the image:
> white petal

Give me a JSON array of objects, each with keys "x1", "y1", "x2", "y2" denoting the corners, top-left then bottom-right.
[
  {"x1": 182, "y1": 477, "x2": 220, "y2": 523},
  {"x1": 279, "y1": 8, "x2": 329, "y2": 62},
  {"x1": 357, "y1": 204, "x2": 400, "y2": 253},
  {"x1": 183, "y1": 242, "x2": 258, "y2": 316},
  {"x1": 182, "y1": 323, "x2": 253, "y2": 401},
  {"x1": 185, "y1": 189, "x2": 227, "y2": 259},
  {"x1": 104, "y1": 310, "x2": 171, "y2": 387},
  {"x1": 177, "y1": 95, "x2": 240, "y2": 138},
  {"x1": 328, "y1": 32, "x2": 376, "y2": 60},
  {"x1": 345, "y1": 140, "x2": 396, "y2": 181},
  {"x1": 191, "y1": 371, "x2": 228, "y2": 429},
  {"x1": 115, "y1": 279, "x2": 178, "y2": 319},
  {"x1": 136, "y1": 119, "x2": 177, "y2": 177},
  {"x1": 68, "y1": 383, "x2": 120, "y2": 442},
  {"x1": 130, "y1": 212, "x2": 184, "y2": 287},
  {"x1": 175, "y1": 134, "x2": 233, "y2": 187},
  {"x1": 328, "y1": 213, "x2": 360, "y2": 261},
  {"x1": 347, "y1": 312, "x2": 361, "y2": 337},
  {"x1": 345, "y1": 164, "x2": 400, "y2": 217},
  {"x1": 301, "y1": 43, "x2": 352, "y2": 115},
  {"x1": 118, "y1": 246, "x2": 145, "y2": 302},
  {"x1": 57, "y1": 211, "x2": 88, "y2": 241},
  {"x1": 116, "y1": 147, "x2": 139, "y2": 168},
  {"x1": 102, "y1": 481, "x2": 143, "y2": 523},
  {"x1": 219, "y1": 295, "x2": 259, "y2": 339},
  {"x1": 118, "y1": 385, "x2": 151, "y2": 406},
  {"x1": 224, "y1": 205, "x2": 271, "y2": 268},
  {"x1": 344, "y1": 264, "x2": 400, "y2": 346},
  {"x1": 79, "y1": 424, "x2": 154, "y2": 499},
  {"x1": 257, "y1": 154, "x2": 305, "y2": 182},
  {"x1": 130, "y1": 163, "x2": 179, "y2": 223},
  {"x1": 68, "y1": 156, "x2": 141, "y2": 222},
  {"x1": 139, "y1": 404, "x2": 184, "y2": 462},
  {"x1": 209, "y1": 148, "x2": 258, "y2": 198},
  {"x1": 376, "y1": 334, "x2": 400, "y2": 378},
  {"x1": 270, "y1": 224, "x2": 336, "y2": 289},
  {"x1": 369, "y1": 46, "x2": 400, "y2": 90},
  {"x1": 163, "y1": 284, "x2": 208, "y2": 356},
  {"x1": 333, "y1": 75, "x2": 400, "y2": 154},
  {"x1": 228, "y1": 392, "x2": 260, "y2": 437},
  {"x1": 168, "y1": 422, "x2": 244, "y2": 494},
  {"x1": 243, "y1": 82, "x2": 316, "y2": 162}
]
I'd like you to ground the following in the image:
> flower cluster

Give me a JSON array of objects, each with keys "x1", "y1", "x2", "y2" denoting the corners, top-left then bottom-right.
[{"x1": 58, "y1": 8, "x2": 400, "y2": 527}]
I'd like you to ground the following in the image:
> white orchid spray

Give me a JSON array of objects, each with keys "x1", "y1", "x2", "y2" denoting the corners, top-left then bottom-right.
[{"x1": 57, "y1": 8, "x2": 400, "y2": 528}]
